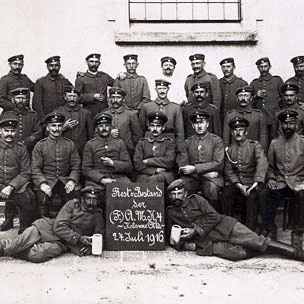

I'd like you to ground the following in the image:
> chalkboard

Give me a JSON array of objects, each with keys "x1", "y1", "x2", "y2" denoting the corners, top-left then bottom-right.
[{"x1": 106, "y1": 183, "x2": 165, "y2": 251}]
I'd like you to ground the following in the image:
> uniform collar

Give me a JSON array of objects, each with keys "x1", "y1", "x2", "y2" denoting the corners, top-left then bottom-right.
[
  {"x1": 258, "y1": 73, "x2": 272, "y2": 81},
  {"x1": 85, "y1": 71, "x2": 103, "y2": 78},
  {"x1": 64, "y1": 103, "x2": 81, "y2": 112},
  {"x1": 145, "y1": 132, "x2": 168, "y2": 142},
  {"x1": 194, "y1": 100, "x2": 209, "y2": 109},
  {"x1": 46, "y1": 73, "x2": 63, "y2": 80},
  {"x1": 8, "y1": 70, "x2": 22, "y2": 80},
  {"x1": 14, "y1": 107, "x2": 29, "y2": 115},
  {"x1": 193, "y1": 69, "x2": 207, "y2": 79},
  {"x1": 283, "y1": 132, "x2": 298, "y2": 142},
  {"x1": 110, "y1": 106, "x2": 125, "y2": 114},
  {"x1": 126, "y1": 73, "x2": 138, "y2": 79},
  {"x1": 194, "y1": 131, "x2": 209, "y2": 141},
  {"x1": 0, "y1": 138, "x2": 15, "y2": 148},
  {"x1": 235, "y1": 105, "x2": 253, "y2": 113},
  {"x1": 237, "y1": 139, "x2": 249, "y2": 147},
  {"x1": 223, "y1": 74, "x2": 237, "y2": 84},
  {"x1": 154, "y1": 97, "x2": 170, "y2": 105}
]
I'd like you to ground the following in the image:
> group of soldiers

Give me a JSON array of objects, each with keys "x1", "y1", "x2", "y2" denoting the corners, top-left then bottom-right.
[{"x1": 0, "y1": 52, "x2": 304, "y2": 263}]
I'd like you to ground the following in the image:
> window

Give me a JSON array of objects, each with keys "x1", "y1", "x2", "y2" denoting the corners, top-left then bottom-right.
[{"x1": 129, "y1": 0, "x2": 241, "y2": 22}]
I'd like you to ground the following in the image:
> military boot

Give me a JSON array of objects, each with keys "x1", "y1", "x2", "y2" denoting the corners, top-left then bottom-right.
[
  {"x1": 267, "y1": 240, "x2": 304, "y2": 261},
  {"x1": 0, "y1": 218, "x2": 14, "y2": 231}
]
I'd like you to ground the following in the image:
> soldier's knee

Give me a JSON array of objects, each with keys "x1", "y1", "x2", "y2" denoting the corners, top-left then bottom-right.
[{"x1": 27, "y1": 242, "x2": 63, "y2": 263}]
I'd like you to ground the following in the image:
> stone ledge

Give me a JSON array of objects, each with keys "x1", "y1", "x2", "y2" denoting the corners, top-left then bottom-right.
[{"x1": 114, "y1": 31, "x2": 258, "y2": 45}]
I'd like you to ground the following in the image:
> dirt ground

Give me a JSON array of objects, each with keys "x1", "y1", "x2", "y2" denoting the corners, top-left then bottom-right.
[{"x1": 1, "y1": 219, "x2": 304, "y2": 304}]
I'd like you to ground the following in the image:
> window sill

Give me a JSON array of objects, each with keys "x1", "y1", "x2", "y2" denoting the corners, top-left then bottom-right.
[{"x1": 114, "y1": 31, "x2": 258, "y2": 45}]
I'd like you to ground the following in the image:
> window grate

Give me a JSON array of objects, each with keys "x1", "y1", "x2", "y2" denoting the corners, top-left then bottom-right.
[{"x1": 129, "y1": 0, "x2": 241, "y2": 22}]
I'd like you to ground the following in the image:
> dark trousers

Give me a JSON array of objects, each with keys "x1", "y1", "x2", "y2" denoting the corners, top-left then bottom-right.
[
  {"x1": 36, "y1": 181, "x2": 79, "y2": 218},
  {"x1": 221, "y1": 184, "x2": 259, "y2": 231},
  {"x1": 260, "y1": 186, "x2": 304, "y2": 233}
]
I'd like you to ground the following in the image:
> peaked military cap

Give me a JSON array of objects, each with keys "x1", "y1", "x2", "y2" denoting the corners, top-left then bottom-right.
[
  {"x1": 189, "y1": 54, "x2": 205, "y2": 61},
  {"x1": 191, "y1": 82, "x2": 209, "y2": 92},
  {"x1": 167, "y1": 179, "x2": 185, "y2": 192},
  {"x1": 229, "y1": 117, "x2": 249, "y2": 129},
  {"x1": 147, "y1": 111, "x2": 168, "y2": 125},
  {"x1": 155, "y1": 79, "x2": 171, "y2": 87},
  {"x1": 109, "y1": 87, "x2": 126, "y2": 96},
  {"x1": 45, "y1": 112, "x2": 65, "y2": 124},
  {"x1": 277, "y1": 110, "x2": 298, "y2": 122},
  {"x1": 190, "y1": 110, "x2": 210, "y2": 122},
  {"x1": 0, "y1": 118, "x2": 18, "y2": 129},
  {"x1": 280, "y1": 82, "x2": 299, "y2": 94},
  {"x1": 65, "y1": 86, "x2": 80, "y2": 96},
  {"x1": 161, "y1": 56, "x2": 177, "y2": 66},
  {"x1": 123, "y1": 54, "x2": 138, "y2": 61},
  {"x1": 220, "y1": 57, "x2": 234, "y2": 65},
  {"x1": 94, "y1": 113, "x2": 112, "y2": 126},
  {"x1": 81, "y1": 186, "x2": 103, "y2": 196},
  {"x1": 256, "y1": 57, "x2": 270, "y2": 65},
  {"x1": 290, "y1": 56, "x2": 304, "y2": 65},
  {"x1": 8, "y1": 54, "x2": 24, "y2": 62},
  {"x1": 86, "y1": 53, "x2": 101, "y2": 61},
  {"x1": 45, "y1": 56, "x2": 61, "y2": 64},
  {"x1": 236, "y1": 86, "x2": 253, "y2": 95},
  {"x1": 10, "y1": 87, "x2": 29, "y2": 96}
]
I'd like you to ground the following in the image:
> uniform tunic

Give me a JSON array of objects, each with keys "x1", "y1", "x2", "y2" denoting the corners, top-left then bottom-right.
[
  {"x1": 31, "y1": 136, "x2": 81, "y2": 190},
  {"x1": 102, "y1": 106, "x2": 143, "y2": 154},
  {"x1": 134, "y1": 132, "x2": 176, "y2": 183},
  {"x1": 250, "y1": 74, "x2": 284, "y2": 125},
  {"x1": 219, "y1": 75, "x2": 248, "y2": 120},
  {"x1": 113, "y1": 73, "x2": 150, "y2": 111},
  {"x1": 33, "y1": 73, "x2": 72, "y2": 121},
  {"x1": 75, "y1": 71, "x2": 114, "y2": 118},
  {"x1": 139, "y1": 98, "x2": 184, "y2": 152},
  {"x1": 184, "y1": 70, "x2": 222, "y2": 109},
  {"x1": 223, "y1": 107, "x2": 268, "y2": 152},
  {"x1": 0, "y1": 71, "x2": 34, "y2": 112},
  {"x1": 55, "y1": 104, "x2": 93, "y2": 155}
]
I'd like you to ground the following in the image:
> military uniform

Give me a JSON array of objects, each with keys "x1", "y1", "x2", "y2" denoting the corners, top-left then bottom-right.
[
  {"x1": 75, "y1": 71, "x2": 114, "y2": 118},
  {"x1": 113, "y1": 73, "x2": 151, "y2": 111},
  {"x1": 250, "y1": 74, "x2": 284, "y2": 128},
  {"x1": 222, "y1": 139, "x2": 268, "y2": 230},
  {"x1": 32, "y1": 73, "x2": 72, "y2": 122},
  {"x1": 32, "y1": 136, "x2": 81, "y2": 217},
  {"x1": 82, "y1": 136, "x2": 133, "y2": 189},
  {"x1": 102, "y1": 106, "x2": 143, "y2": 157},
  {"x1": 223, "y1": 107, "x2": 268, "y2": 151},
  {"x1": 139, "y1": 98, "x2": 184, "y2": 152},
  {"x1": 0, "y1": 198, "x2": 105, "y2": 263},
  {"x1": 0, "y1": 71, "x2": 34, "y2": 112},
  {"x1": 182, "y1": 102, "x2": 222, "y2": 138},
  {"x1": 260, "y1": 132, "x2": 304, "y2": 237},
  {"x1": 54, "y1": 104, "x2": 93, "y2": 155},
  {"x1": 1, "y1": 108, "x2": 43, "y2": 154},
  {"x1": 287, "y1": 75, "x2": 304, "y2": 103},
  {"x1": 184, "y1": 70, "x2": 222, "y2": 109},
  {"x1": 219, "y1": 75, "x2": 248, "y2": 120},
  {"x1": 0, "y1": 138, "x2": 36, "y2": 232},
  {"x1": 178, "y1": 132, "x2": 224, "y2": 207},
  {"x1": 134, "y1": 132, "x2": 176, "y2": 184}
]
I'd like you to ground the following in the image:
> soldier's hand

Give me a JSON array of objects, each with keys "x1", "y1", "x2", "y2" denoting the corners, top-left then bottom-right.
[
  {"x1": 143, "y1": 159, "x2": 148, "y2": 165},
  {"x1": 236, "y1": 183, "x2": 248, "y2": 197},
  {"x1": 179, "y1": 165, "x2": 196, "y2": 175},
  {"x1": 101, "y1": 178, "x2": 117, "y2": 185},
  {"x1": 257, "y1": 90, "x2": 267, "y2": 98},
  {"x1": 93, "y1": 93, "x2": 105, "y2": 102},
  {"x1": 64, "y1": 118, "x2": 79, "y2": 130},
  {"x1": 180, "y1": 228, "x2": 196, "y2": 239},
  {"x1": 100, "y1": 157, "x2": 114, "y2": 167},
  {"x1": 117, "y1": 72, "x2": 127, "y2": 80},
  {"x1": 156, "y1": 168, "x2": 166, "y2": 173},
  {"x1": 203, "y1": 171, "x2": 218, "y2": 178},
  {"x1": 111, "y1": 129, "x2": 119, "y2": 138},
  {"x1": 267, "y1": 179, "x2": 277, "y2": 190},
  {"x1": 79, "y1": 246, "x2": 91, "y2": 256},
  {"x1": 247, "y1": 182, "x2": 258, "y2": 196},
  {"x1": 65, "y1": 180, "x2": 76, "y2": 194},
  {"x1": 79, "y1": 236, "x2": 92, "y2": 246},
  {"x1": 0, "y1": 185, "x2": 14, "y2": 199},
  {"x1": 40, "y1": 183, "x2": 52, "y2": 197}
]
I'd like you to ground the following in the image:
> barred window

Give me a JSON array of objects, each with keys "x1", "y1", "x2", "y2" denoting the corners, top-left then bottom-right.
[{"x1": 129, "y1": 0, "x2": 241, "y2": 22}]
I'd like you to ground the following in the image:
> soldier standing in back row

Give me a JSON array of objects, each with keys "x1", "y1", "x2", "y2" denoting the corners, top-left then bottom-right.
[
  {"x1": 184, "y1": 54, "x2": 222, "y2": 109},
  {"x1": 75, "y1": 53, "x2": 114, "y2": 119},
  {"x1": 32, "y1": 56, "x2": 72, "y2": 123},
  {"x1": 250, "y1": 57, "x2": 284, "y2": 141},
  {"x1": 0, "y1": 55, "x2": 34, "y2": 112},
  {"x1": 219, "y1": 57, "x2": 248, "y2": 121},
  {"x1": 287, "y1": 56, "x2": 304, "y2": 103}
]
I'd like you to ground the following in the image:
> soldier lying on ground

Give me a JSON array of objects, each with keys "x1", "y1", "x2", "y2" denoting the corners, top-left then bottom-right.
[
  {"x1": 166, "y1": 179, "x2": 304, "y2": 262},
  {"x1": 0, "y1": 186, "x2": 105, "y2": 263}
]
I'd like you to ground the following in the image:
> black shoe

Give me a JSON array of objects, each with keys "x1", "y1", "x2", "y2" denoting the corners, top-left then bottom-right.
[{"x1": 0, "y1": 219, "x2": 13, "y2": 231}]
